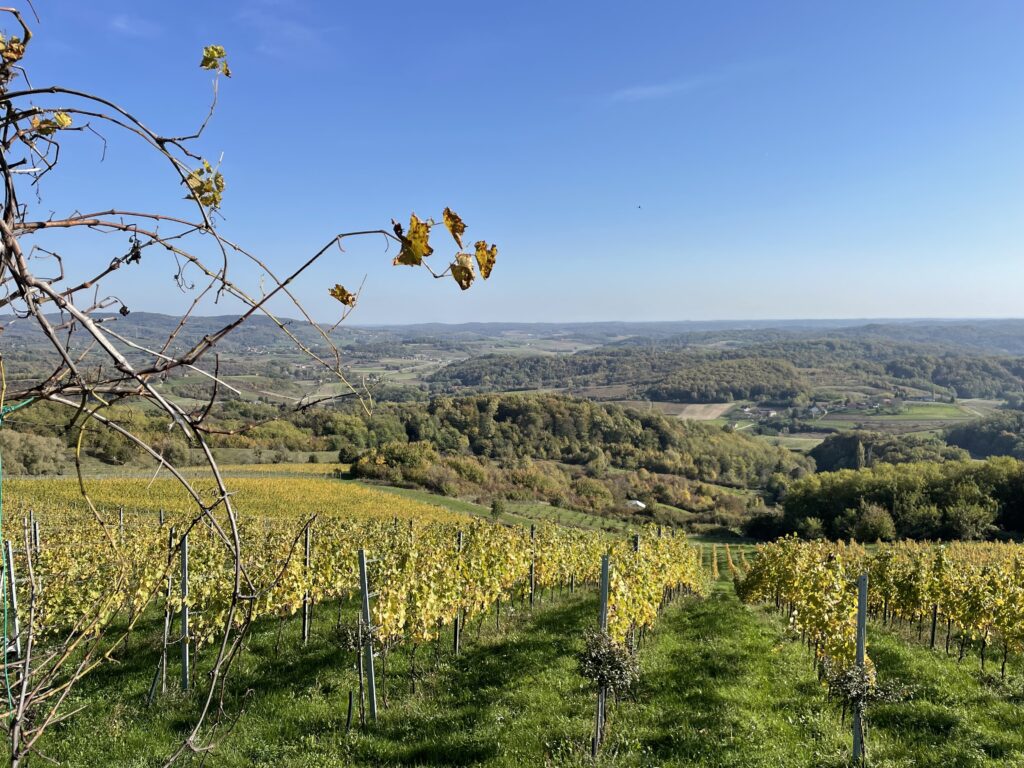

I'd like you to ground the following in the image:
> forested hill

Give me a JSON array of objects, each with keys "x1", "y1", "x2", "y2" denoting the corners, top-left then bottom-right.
[
  {"x1": 614, "y1": 320, "x2": 1024, "y2": 356},
  {"x1": 389, "y1": 393, "x2": 812, "y2": 485},
  {"x1": 947, "y1": 410, "x2": 1024, "y2": 460},
  {"x1": 429, "y1": 340, "x2": 1024, "y2": 401},
  {"x1": 427, "y1": 350, "x2": 809, "y2": 402},
  {"x1": 348, "y1": 393, "x2": 813, "y2": 522},
  {"x1": 780, "y1": 457, "x2": 1024, "y2": 541}
]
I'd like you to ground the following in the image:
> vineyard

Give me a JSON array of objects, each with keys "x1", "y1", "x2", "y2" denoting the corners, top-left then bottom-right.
[
  {"x1": 738, "y1": 536, "x2": 1024, "y2": 678},
  {"x1": 4, "y1": 477, "x2": 1024, "y2": 765},
  {"x1": 0, "y1": 475, "x2": 708, "y2": 764}
]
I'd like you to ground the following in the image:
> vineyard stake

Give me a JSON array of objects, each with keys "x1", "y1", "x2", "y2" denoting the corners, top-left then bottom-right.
[
  {"x1": 301, "y1": 522, "x2": 312, "y2": 646},
  {"x1": 358, "y1": 548, "x2": 378, "y2": 722},
  {"x1": 357, "y1": 617, "x2": 365, "y2": 726},
  {"x1": 529, "y1": 525, "x2": 536, "y2": 610},
  {"x1": 161, "y1": 527, "x2": 174, "y2": 695},
  {"x1": 592, "y1": 554, "x2": 611, "y2": 757},
  {"x1": 629, "y1": 535, "x2": 640, "y2": 649},
  {"x1": 454, "y1": 531, "x2": 463, "y2": 654},
  {"x1": 853, "y1": 573, "x2": 867, "y2": 764},
  {"x1": 180, "y1": 531, "x2": 190, "y2": 692},
  {"x1": 4, "y1": 540, "x2": 21, "y2": 659}
]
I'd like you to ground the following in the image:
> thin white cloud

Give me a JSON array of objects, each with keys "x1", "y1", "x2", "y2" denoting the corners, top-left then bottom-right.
[
  {"x1": 109, "y1": 14, "x2": 161, "y2": 39},
  {"x1": 237, "y1": 7, "x2": 337, "y2": 60},
  {"x1": 606, "y1": 62, "x2": 776, "y2": 105},
  {"x1": 607, "y1": 77, "x2": 711, "y2": 104}
]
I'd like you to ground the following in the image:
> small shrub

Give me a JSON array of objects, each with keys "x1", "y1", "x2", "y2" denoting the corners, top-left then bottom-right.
[
  {"x1": 576, "y1": 629, "x2": 639, "y2": 694},
  {"x1": 491, "y1": 497, "x2": 507, "y2": 520}
]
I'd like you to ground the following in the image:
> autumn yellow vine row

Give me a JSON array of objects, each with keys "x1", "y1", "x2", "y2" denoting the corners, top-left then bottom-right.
[{"x1": 3, "y1": 477, "x2": 707, "y2": 655}]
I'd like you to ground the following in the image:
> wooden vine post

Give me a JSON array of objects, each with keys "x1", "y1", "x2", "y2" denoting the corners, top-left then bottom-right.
[
  {"x1": 301, "y1": 522, "x2": 313, "y2": 645},
  {"x1": 529, "y1": 525, "x2": 536, "y2": 609},
  {"x1": 357, "y1": 548, "x2": 378, "y2": 722},
  {"x1": 454, "y1": 530, "x2": 463, "y2": 654},
  {"x1": 180, "y1": 531, "x2": 190, "y2": 692},
  {"x1": 592, "y1": 553, "x2": 611, "y2": 758},
  {"x1": 4, "y1": 540, "x2": 21, "y2": 659},
  {"x1": 853, "y1": 573, "x2": 868, "y2": 764}
]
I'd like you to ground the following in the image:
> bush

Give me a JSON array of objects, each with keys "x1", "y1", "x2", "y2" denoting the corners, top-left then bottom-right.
[
  {"x1": 853, "y1": 502, "x2": 896, "y2": 542},
  {"x1": 0, "y1": 431, "x2": 66, "y2": 475},
  {"x1": 743, "y1": 510, "x2": 787, "y2": 540},
  {"x1": 576, "y1": 629, "x2": 639, "y2": 693},
  {"x1": 490, "y1": 497, "x2": 507, "y2": 520},
  {"x1": 798, "y1": 516, "x2": 825, "y2": 540},
  {"x1": 943, "y1": 501, "x2": 997, "y2": 540}
]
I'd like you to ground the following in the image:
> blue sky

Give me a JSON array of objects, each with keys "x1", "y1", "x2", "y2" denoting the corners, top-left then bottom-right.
[{"x1": 19, "y1": 1, "x2": 1024, "y2": 324}]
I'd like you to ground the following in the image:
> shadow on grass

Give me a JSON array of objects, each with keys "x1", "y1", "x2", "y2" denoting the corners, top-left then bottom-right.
[
  {"x1": 345, "y1": 597, "x2": 595, "y2": 766},
  {"x1": 634, "y1": 593, "x2": 751, "y2": 761}
]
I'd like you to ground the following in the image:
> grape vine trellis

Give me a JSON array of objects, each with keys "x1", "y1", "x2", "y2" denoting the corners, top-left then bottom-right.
[
  {"x1": 0, "y1": 476, "x2": 708, "y2": 756},
  {"x1": 737, "y1": 536, "x2": 1024, "y2": 763}
]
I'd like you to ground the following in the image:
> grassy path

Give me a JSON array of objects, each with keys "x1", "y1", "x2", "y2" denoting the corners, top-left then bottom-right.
[{"x1": 603, "y1": 587, "x2": 850, "y2": 768}]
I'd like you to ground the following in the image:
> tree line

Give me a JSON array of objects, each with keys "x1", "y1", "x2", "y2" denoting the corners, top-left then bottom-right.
[
  {"x1": 773, "y1": 457, "x2": 1024, "y2": 542},
  {"x1": 428, "y1": 339, "x2": 1024, "y2": 403}
]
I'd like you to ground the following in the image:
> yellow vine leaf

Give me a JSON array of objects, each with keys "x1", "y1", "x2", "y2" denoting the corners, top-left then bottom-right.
[
  {"x1": 30, "y1": 112, "x2": 73, "y2": 137},
  {"x1": 0, "y1": 34, "x2": 25, "y2": 65},
  {"x1": 393, "y1": 213, "x2": 434, "y2": 266},
  {"x1": 450, "y1": 253, "x2": 475, "y2": 291},
  {"x1": 474, "y1": 241, "x2": 497, "y2": 279},
  {"x1": 199, "y1": 45, "x2": 231, "y2": 77},
  {"x1": 183, "y1": 159, "x2": 226, "y2": 209},
  {"x1": 442, "y1": 207, "x2": 466, "y2": 249},
  {"x1": 328, "y1": 284, "x2": 357, "y2": 307}
]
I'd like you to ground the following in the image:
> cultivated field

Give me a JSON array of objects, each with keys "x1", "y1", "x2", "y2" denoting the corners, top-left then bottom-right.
[{"x1": 608, "y1": 400, "x2": 739, "y2": 421}]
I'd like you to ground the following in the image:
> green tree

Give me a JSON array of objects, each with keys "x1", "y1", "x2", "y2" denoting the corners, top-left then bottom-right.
[
  {"x1": 490, "y1": 497, "x2": 507, "y2": 521},
  {"x1": 853, "y1": 502, "x2": 896, "y2": 542}
]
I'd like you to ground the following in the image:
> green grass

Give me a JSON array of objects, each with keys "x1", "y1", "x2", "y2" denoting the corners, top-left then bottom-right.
[
  {"x1": 757, "y1": 435, "x2": 825, "y2": 451},
  {"x1": 601, "y1": 589, "x2": 850, "y2": 767},
  {"x1": 862, "y1": 626, "x2": 1024, "y2": 767},
  {"x1": 334, "y1": 482, "x2": 624, "y2": 532},
  {"x1": 506, "y1": 501, "x2": 634, "y2": 532}
]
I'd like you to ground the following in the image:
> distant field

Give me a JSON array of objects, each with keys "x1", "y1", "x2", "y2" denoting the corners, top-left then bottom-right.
[
  {"x1": 607, "y1": 400, "x2": 738, "y2": 420},
  {"x1": 757, "y1": 434, "x2": 825, "y2": 451},
  {"x1": 808, "y1": 400, "x2": 978, "y2": 434},
  {"x1": 959, "y1": 398, "x2": 1004, "y2": 417},
  {"x1": 333, "y1": 481, "x2": 635, "y2": 533},
  {"x1": 572, "y1": 384, "x2": 635, "y2": 399},
  {"x1": 674, "y1": 402, "x2": 737, "y2": 420}
]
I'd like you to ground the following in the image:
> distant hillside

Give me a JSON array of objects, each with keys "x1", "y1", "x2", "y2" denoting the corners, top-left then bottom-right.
[
  {"x1": 5, "y1": 313, "x2": 1024, "y2": 356},
  {"x1": 429, "y1": 333, "x2": 1024, "y2": 402}
]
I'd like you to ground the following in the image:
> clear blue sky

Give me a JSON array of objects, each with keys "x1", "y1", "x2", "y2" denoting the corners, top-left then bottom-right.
[{"x1": 22, "y1": 1, "x2": 1024, "y2": 324}]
